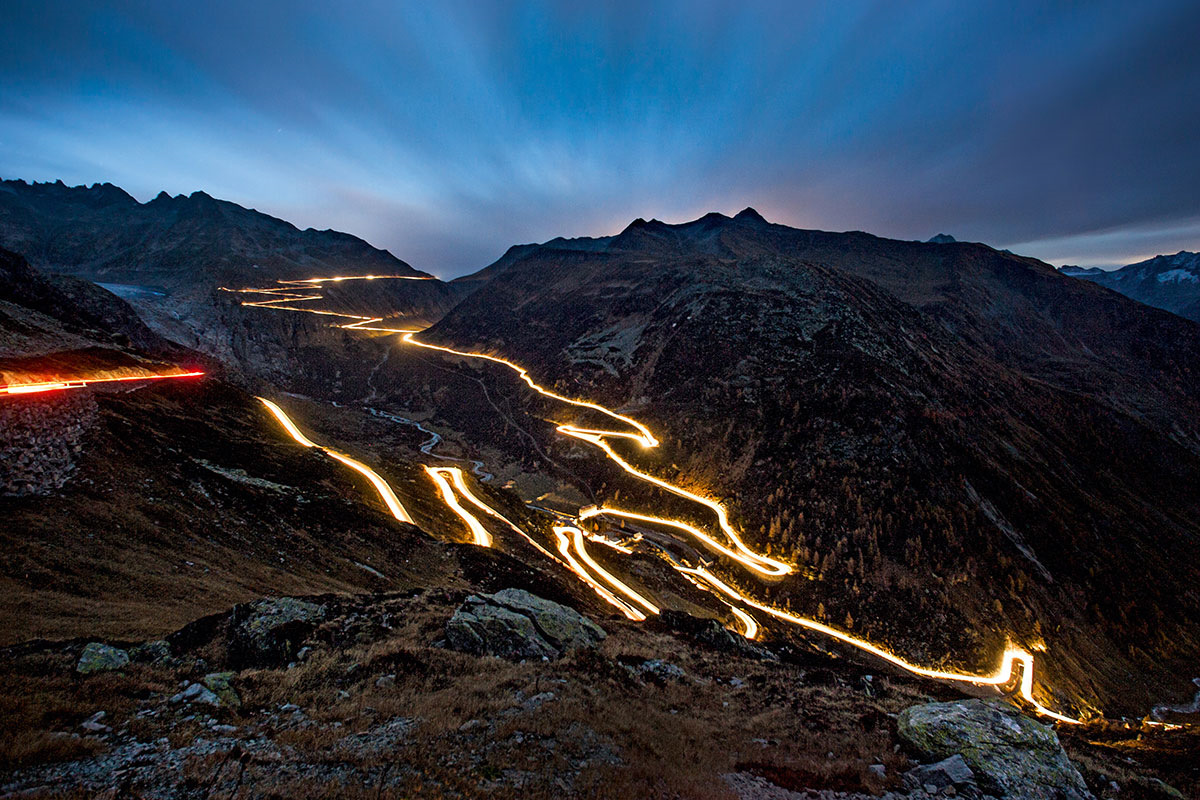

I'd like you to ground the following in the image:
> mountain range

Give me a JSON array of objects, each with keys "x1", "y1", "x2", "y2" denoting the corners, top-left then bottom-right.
[
  {"x1": 2, "y1": 182, "x2": 1198, "y2": 796},
  {"x1": 1061, "y1": 251, "x2": 1200, "y2": 324},
  {"x1": 0, "y1": 179, "x2": 469, "y2": 382},
  {"x1": 423, "y1": 208, "x2": 1200, "y2": 714},
  {"x1": 0, "y1": 179, "x2": 428, "y2": 288}
]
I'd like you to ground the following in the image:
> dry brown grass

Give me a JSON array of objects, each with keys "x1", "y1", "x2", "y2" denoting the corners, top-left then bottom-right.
[
  {"x1": 9, "y1": 589, "x2": 1189, "y2": 798},
  {"x1": 217, "y1": 602, "x2": 921, "y2": 798},
  {"x1": 0, "y1": 651, "x2": 176, "y2": 771}
]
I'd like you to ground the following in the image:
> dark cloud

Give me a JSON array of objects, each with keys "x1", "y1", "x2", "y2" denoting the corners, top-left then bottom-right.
[{"x1": 1, "y1": 0, "x2": 1196, "y2": 275}]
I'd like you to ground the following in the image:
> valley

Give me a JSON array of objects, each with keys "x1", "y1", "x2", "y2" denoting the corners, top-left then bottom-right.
[
  {"x1": 223, "y1": 272, "x2": 1087, "y2": 724},
  {"x1": 2, "y1": 205, "x2": 1198, "y2": 797}
]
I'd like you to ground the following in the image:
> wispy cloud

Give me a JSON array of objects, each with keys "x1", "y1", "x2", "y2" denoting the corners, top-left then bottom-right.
[{"x1": 1, "y1": 0, "x2": 1197, "y2": 275}]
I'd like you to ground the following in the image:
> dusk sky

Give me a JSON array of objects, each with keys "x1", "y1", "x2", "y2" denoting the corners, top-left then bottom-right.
[{"x1": 2, "y1": 1, "x2": 1198, "y2": 277}]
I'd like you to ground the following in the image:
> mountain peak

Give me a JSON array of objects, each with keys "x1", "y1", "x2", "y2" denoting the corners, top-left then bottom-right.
[
  {"x1": 734, "y1": 207, "x2": 767, "y2": 224},
  {"x1": 927, "y1": 233, "x2": 956, "y2": 244},
  {"x1": 1059, "y1": 265, "x2": 1104, "y2": 276}
]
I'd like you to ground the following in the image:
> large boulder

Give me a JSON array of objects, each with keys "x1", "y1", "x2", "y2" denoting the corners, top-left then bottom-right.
[
  {"x1": 446, "y1": 589, "x2": 605, "y2": 661},
  {"x1": 898, "y1": 699, "x2": 1093, "y2": 800},
  {"x1": 228, "y1": 597, "x2": 326, "y2": 668},
  {"x1": 76, "y1": 642, "x2": 130, "y2": 674}
]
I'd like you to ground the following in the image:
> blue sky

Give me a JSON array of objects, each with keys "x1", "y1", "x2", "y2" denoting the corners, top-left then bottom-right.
[{"x1": 2, "y1": 1, "x2": 1198, "y2": 277}]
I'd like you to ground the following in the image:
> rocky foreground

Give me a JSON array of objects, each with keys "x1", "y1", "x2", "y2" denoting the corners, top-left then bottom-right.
[{"x1": 1, "y1": 589, "x2": 1193, "y2": 799}]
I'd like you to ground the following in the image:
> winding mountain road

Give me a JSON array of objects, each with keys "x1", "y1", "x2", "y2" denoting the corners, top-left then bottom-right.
[{"x1": 235, "y1": 275, "x2": 1086, "y2": 724}]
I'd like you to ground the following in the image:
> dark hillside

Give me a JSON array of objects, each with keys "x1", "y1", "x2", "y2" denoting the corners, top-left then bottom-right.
[{"x1": 424, "y1": 211, "x2": 1200, "y2": 715}]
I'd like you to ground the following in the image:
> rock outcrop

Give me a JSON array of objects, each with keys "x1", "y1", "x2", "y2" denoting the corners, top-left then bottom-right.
[
  {"x1": 660, "y1": 610, "x2": 778, "y2": 661},
  {"x1": 202, "y1": 672, "x2": 241, "y2": 708},
  {"x1": 228, "y1": 597, "x2": 327, "y2": 668},
  {"x1": 129, "y1": 639, "x2": 172, "y2": 664},
  {"x1": 898, "y1": 699, "x2": 1093, "y2": 799},
  {"x1": 445, "y1": 589, "x2": 605, "y2": 660},
  {"x1": 902, "y1": 753, "x2": 979, "y2": 796},
  {"x1": 170, "y1": 682, "x2": 222, "y2": 707},
  {"x1": 76, "y1": 642, "x2": 130, "y2": 674}
]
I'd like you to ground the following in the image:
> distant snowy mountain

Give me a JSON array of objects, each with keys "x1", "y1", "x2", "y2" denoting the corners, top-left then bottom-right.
[{"x1": 1060, "y1": 252, "x2": 1200, "y2": 323}]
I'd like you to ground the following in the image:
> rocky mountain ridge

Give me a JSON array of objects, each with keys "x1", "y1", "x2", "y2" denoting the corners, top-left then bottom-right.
[
  {"x1": 1061, "y1": 251, "x2": 1200, "y2": 324},
  {"x1": 422, "y1": 209, "x2": 1200, "y2": 716},
  {"x1": 0, "y1": 178, "x2": 429, "y2": 288},
  {"x1": 0, "y1": 179, "x2": 471, "y2": 383},
  {"x1": 2, "y1": 199, "x2": 1198, "y2": 796}
]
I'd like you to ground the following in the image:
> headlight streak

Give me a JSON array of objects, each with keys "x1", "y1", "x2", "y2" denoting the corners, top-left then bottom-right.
[
  {"x1": 578, "y1": 504, "x2": 791, "y2": 578},
  {"x1": 398, "y1": 332, "x2": 1081, "y2": 722},
  {"x1": 421, "y1": 467, "x2": 657, "y2": 623},
  {"x1": 424, "y1": 465, "x2": 563, "y2": 561},
  {"x1": 219, "y1": 276, "x2": 432, "y2": 333},
  {"x1": 568, "y1": 526, "x2": 660, "y2": 616},
  {"x1": 552, "y1": 526, "x2": 647, "y2": 621},
  {"x1": 672, "y1": 562, "x2": 761, "y2": 641},
  {"x1": 398, "y1": 333, "x2": 659, "y2": 448},
  {"x1": 259, "y1": 378, "x2": 642, "y2": 620},
  {"x1": 424, "y1": 466, "x2": 492, "y2": 547},
  {"x1": 680, "y1": 565, "x2": 1080, "y2": 724},
  {"x1": 585, "y1": 532, "x2": 634, "y2": 554},
  {"x1": 1, "y1": 370, "x2": 205, "y2": 397},
  {"x1": 729, "y1": 607, "x2": 760, "y2": 640},
  {"x1": 232, "y1": 277, "x2": 1089, "y2": 724},
  {"x1": 257, "y1": 397, "x2": 415, "y2": 525},
  {"x1": 399, "y1": 333, "x2": 790, "y2": 578}
]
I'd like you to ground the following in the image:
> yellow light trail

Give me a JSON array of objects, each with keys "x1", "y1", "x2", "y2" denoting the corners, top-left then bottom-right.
[
  {"x1": 219, "y1": 275, "x2": 433, "y2": 333},
  {"x1": 399, "y1": 333, "x2": 659, "y2": 447},
  {"x1": 258, "y1": 391, "x2": 640, "y2": 616},
  {"x1": 729, "y1": 607, "x2": 760, "y2": 640},
  {"x1": 234, "y1": 277, "x2": 1087, "y2": 723},
  {"x1": 553, "y1": 526, "x2": 646, "y2": 621},
  {"x1": 422, "y1": 467, "x2": 659, "y2": 623},
  {"x1": 395, "y1": 332, "x2": 1082, "y2": 721},
  {"x1": 341, "y1": 318, "x2": 423, "y2": 333},
  {"x1": 673, "y1": 565, "x2": 762, "y2": 641},
  {"x1": 586, "y1": 532, "x2": 634, "y2": 554},
  {"x1": 569, "y1": 526, "x2": 660, "y2": 616},
  {"x1": 425, "y1": 466, "x2": 492, "y2": 546},
  {"x1": 681, "y1": 566, "x2": 1080, "y2": 723},
  {"x1": 399, "y1": 333, "x2": 790, "y2": 577},
  {"x1": 293, "y1": 275, "x2": 433, "y2": 284},
  {"x1": 257, "y1": 397, "x2": 415, "y2": 525},
  {"x1": 424, "y1": 465, "x2": 566, "y2": 561},
  {"x1": 579, "y1": 504, "x2": 790, "y2": 578}
]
